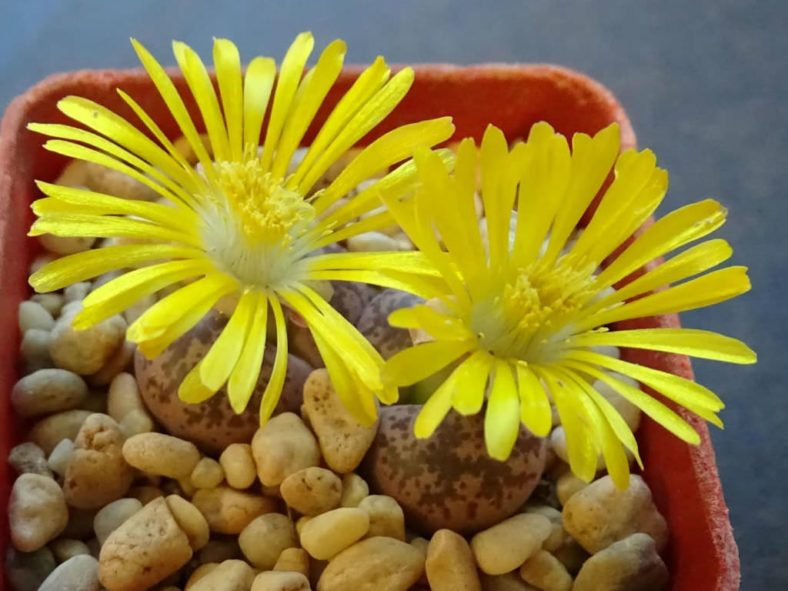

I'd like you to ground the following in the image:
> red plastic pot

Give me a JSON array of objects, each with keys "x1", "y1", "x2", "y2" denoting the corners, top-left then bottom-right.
[{"x1": 0, "y1": 64, "x2": 739, "y2": 590}]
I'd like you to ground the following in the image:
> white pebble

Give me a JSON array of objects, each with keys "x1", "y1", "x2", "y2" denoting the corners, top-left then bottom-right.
[
  {"x1": 19, "y1": 301, "x2": 54, "y2": 332},
  {"x1": 47, "y1": 438, "x2": 75, "y2": 477}
]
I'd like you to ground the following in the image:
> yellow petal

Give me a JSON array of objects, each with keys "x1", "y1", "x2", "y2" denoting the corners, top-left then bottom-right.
[
  {"x1": 595, "y1": 199, "x2": 727, "y2": 290},
  {"x1": 479, "y1": 125, "x2": 517, "y2": 270},
  {"x1": 291, "y1": 56, "x2": 390, "y2": 191},
  {"x1": 450, "y1": 350, "x2": 493, "y2": 415},
  {"x1": 384, "y1": 340, "x2": 473, "y2": 387},
  {"x1": 131, "y1": 39, "x2": 216, "y2": 180},
  {"x1": 76, "y1": 259, "x2": 212, "y2": 328},
  {"x1": 258, "y1": 296, "x2": 289, "y2": 424},
  {"x1": 271, "y1": 39, "x2": 346, "y2": 180},
  {"x1": 227, "y1": 293, "x2": 269, "y2": 414},
  {"x1": 242, "y1": 56, "x2": 277, "y2": 152},
  {"x1": 213, "y1": 38, "x2": 244, "y2": 160},
  {"x1": 484, "y1": 361, "x2": 521, "y2": 460},
  {"x1": 414, "y1": 371, "x2": 458, "y2": 439},
  {"x1": 260, "y1": 31, "x2": 314, "y2": 172},
  {"x1": 515, "y1": 363, "x2": 552, "y2": 437},
  {"x1": 567, "y1": 328, "x2": 756, "y2": 365},
  {"x1": 29, "y1": 244, "x2": 201, "y2": 292}
]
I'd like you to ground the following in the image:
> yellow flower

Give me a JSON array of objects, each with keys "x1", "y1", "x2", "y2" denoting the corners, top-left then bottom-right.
[
  {"x1": 381, "y1": 122, "x2": 756, "y2": 488},
  {"x1": 28, "y1": 33, "x2": 454, "y2": 424}
]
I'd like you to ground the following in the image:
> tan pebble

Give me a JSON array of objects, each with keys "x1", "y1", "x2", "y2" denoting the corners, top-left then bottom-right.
[
  {"x1": 49, "y1": 305, "x2": 126, "y2": 375},
  {"x1": 19, "y1": 300, "x2": 55, "y2": 333},
  {"x1": 347, "y1": 231, "x2": 404, "y2": 252},
  {"x1": 573, "y1": 533, "x2": 668, "y2": 591},
  {"x1": 64, "y1": 414, "x2": 133, "y2": 509},
  {"x1": 9, "y1": 474, "x2": 68, "y2": 551},
  {"x1": 239, "y1": 513, "x2": 297, "y2": 569},
  {"x1": 106, "y1": 372, "x2": 143, "y2": 422},
  {"x1": 191, "y1": 457, "x2": 225, "y2": 489},
  {"x1": 302, "y1": 368, "x2": 378, "y2": 473},
  {"x1": 12, "y1": 368, "x2": 88, "y2": 417},
  {"x1": 88, "y1": 341, "x2": 136, "y2": 387},
  {"x1": 556, "y1": 472, "x2": 588, "y2": 506},
  {"x1": 81, "y1": 160, "x2": 159, "y2": 201},
  {"x1": 471, "y1": 513, "x2": 552, "y2": 575},
  {"x1": 50, "y1": 538, "x2": 91, "y2": 562},
  {"x1": 359, "y1": 495, "x2": 405, "y2": 540},
  {"x1": 562, "y1": 475, "x2": 669, "y2": 554},
  {"x1": 187, "y1": 559, "x2": 257, "y2": 591},
  {"x1": 273, "y1": 547, "x2": 309, "y2": 577},
  {"x1": 123, "y1": 294, "x2": 155, "y2": 325},
  {"x1": 20, "y1": 328, "x2": 54, "y2": 373},
  {"x1": 118, "y1": 408, "x2": 155, "y2": 438},
  {"x1": 252, "y1": 570, "x2": 310, "y2": 591},
  {"x1": 251, "y1": 412, "x2": 320, "y2": 486},
  {"x1": 166, "y1": 495, "x2": 210, "y2": 550},
  {"x1": 480, "y1": 572, "x2": 539, "y2": 591},
  {"x1": 128, "y1": 485, "x2": 164, "y2": 505},
  {"x1": 340, "y1": 473, "x2": 369, "y2": 507},
  {"x1": 98, "y1": 497, "x2": 192, "y2": 591},
  {"x1": 519, "y1": 550, "x2": 572, "y2": 591},
  {"x1": 425, "y1": 529, "x2": 481, "y2": 591},
  {"x1": 300, "y1": 507, "x2": 369, "y2": 560},
  {"x1": 177, "y1": 476, "x2": 198, "y2": 497},
  {"x1": 295, "y1": 515, "x2": 311, "y2": 536},
  {"x1": 31, "y1": 292, "x2": 65, "y2": 317},
  {"x1": 93, "y1": 498, "x2": 143, "y2": 545},
  {"x1": 122, "y1": 433, "x2": 201, "y2": 479},
  {"x1": 281, "y1": 467, "x2": 342, "y2": 516},
  {"x1": 220, "y1": 443, "x2": 257, "y2": 489},
  {"x1": 38, "y1": 554, "x2": 100, "y2": 591},
  {"x1": 185, "y1": 562, "x2": 219, "y2": 589},
  {"x1": 8, "y1": 441, "x2": 52, "y2": 477},
  {"x1": 39, "y1": 232, "x2": 95, "y2": 255},
  {"x1": 523, "y1": 505, "x2": 567, "y2": 553},
  {"x1": 28, "y1": 409, "x2": 91, "y2": 455},
  {"x1": 317, "y1": 536, "x2": 424, "y2": 591},
  {"x1": 192, "y1": 486, "x2": 277, "y2": 534}
]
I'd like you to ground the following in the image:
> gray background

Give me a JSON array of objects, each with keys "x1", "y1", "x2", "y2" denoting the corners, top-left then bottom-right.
[{"x1": 1, "y1": 1, "x2": 785, "y2": 588}]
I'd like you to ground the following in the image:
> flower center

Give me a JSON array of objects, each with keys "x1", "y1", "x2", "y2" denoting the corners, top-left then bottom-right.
[
  {"x1": 200, "y1": 159, "x2": 317, "y2": 291},
  {"x1": 472, "y1": 259, "x2": 595, "y2": 363}
]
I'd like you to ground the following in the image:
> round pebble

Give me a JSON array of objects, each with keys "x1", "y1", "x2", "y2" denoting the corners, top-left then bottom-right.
[
  {"x1": 94, "y1": 498, "x2": 143, "y2": 545},
  {"x1": 239, "y1": 512, "x2": 297, "y2": 569},
  {"x1": 252, "y1": 412, "x2": 320, "y2": 487},
  {"x1": 273, "y1": 547, "x2": 310, "y2": 577},
  {"x1": 165, "y1": 494, "x2": 210, "y2": 550},
  {"x1": 50, "y1": 538, "x2": 91, "y2": 563},
  {"x1": 470, "y1": 513, "x2": 553, "y2": 575},
  {"x1": 28, "y1": 409, "x2": 91, "y2": 455},
  {"x1": 357, "y1": 289, "x2": 423, "y2": 359},
  {"x1": 425, "y1": 529, "x2": 482, "y2": 591},
  {"x1": 191, "y1": 457, "x2": 225, "y2": 489},
  {"x1": 187, "y1": 559, "x2": 257, "y2": 591},
  {"x1": 122, "y1": 433, "x2": 201, "y2": 479},
  {"x1": 302, "y1": 368, "x2": 379, "y2": 473},
  {"x1": 317, "y1": 536, "x2": 425, "y2": 591},
  {"x1": 106, "y1": 372, "x2": 143, "y2": 422},
  {"x1": 300, "y1": 507, "x2": 370, "y2": 560},
  {"x1": 8, "y1": 442, "x2": 52, "y2": 477},
  {"x1": 31, "y1": 292, "x2": 65, "y2": 316},
  {"x1": 98, "y1": 497, "x2": 193, "y2": 591},
  {"x1": 519, "y1": 550, "x2": 572, "y2": 591},
  {"x1": 359, "y1": 495, "x2": 406, "y2": 540},
  {"x1": 573, "y1": 533, "x2": 669, "y2": 591},
  {"x1": 9, "y1": 474, "x2": 68, "y2": 552},
  {"x1": 252, "y1": 570, "x2": 311, "y2": 591},
  {"x1": 11, "y1": 368, "x2": 88, "y2": 417},
  {"x1": 562, "y1": 475, "x2": 669, "y2": 554},
  {"x1": 340, "y1": 473, "x2": 369, "y2": 507},
  {"x1": 192, "y1": 486, "x2": 278, "y2": 534},
  {"x1": 281, "y1": 467, "x2": 342, "y2": 516},
  {"x1": 20, "y1": 328, "x2": 54, "y2": 373},
  {"x1": 19, "y1": 300, "x2": 55, "y2": 333},
  {"x1": 64, "y1": 414, "x2": 134, "y2": 509},
  {"x1": 47, "y1": 438, "x2": 75, "y2": 477},
  {"x1": 38, "y1": 554, "x2": 100, "y2": 591},
  {"x1": 220, "y1": 443, "x2": 257, "y2": 489},
  {"x1": 49, "y1": 305, "x2": 126, "y2": 375}
]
